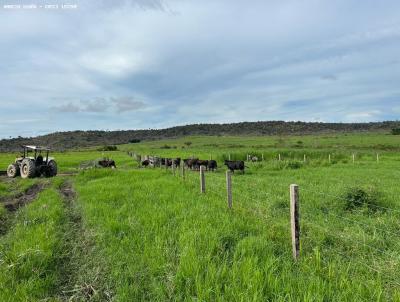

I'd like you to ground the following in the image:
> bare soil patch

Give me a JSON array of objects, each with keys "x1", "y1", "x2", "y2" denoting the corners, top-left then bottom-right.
[{"x1": 1, "y1": 182, "x2": 47, "y2": 211}]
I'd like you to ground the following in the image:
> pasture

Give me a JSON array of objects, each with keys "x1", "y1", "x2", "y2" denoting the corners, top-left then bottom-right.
[{"x1": 0, "y1": 133, "x2": 399, "y2": 301}]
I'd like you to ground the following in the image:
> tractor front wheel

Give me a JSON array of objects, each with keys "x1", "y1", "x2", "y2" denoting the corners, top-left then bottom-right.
[
  {"x1": 20, "y1": 159, "x2": 36, "y2": 178},
  {"x1": 7, "y1": 164, "x2": 19, "y2": 178}
]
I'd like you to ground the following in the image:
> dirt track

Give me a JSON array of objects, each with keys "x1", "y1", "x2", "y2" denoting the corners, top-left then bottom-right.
[
  {"x1": 59, "y1": 181, "x2": 76, "y2": 201},
  {"x1": 1, "y1": 182, "x2": 47, "y2": 211}
]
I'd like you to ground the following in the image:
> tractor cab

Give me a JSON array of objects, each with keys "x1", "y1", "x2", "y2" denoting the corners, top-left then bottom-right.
[{"x1": 17, "y1": 145, "x2": 53, "y2": 164}]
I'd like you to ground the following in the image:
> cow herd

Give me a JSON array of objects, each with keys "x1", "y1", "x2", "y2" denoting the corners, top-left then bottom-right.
[{"x1": 141, "y1": 156, "x2": 248, "y2": 173}]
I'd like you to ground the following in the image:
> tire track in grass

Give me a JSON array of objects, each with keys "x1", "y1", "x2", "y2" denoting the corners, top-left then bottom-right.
[
  {"x1": 0, "y1": 181, "x2": 48, "y2": 235},
  {"x1": 56, "y1": 180, "x2": 112, "y2": 302},
  {"x1": 2, "y1": 182, "x2": 47, "y2": 211},
  {"x1": 0, "y1": 184, "x2": 66, "y2": 301}
]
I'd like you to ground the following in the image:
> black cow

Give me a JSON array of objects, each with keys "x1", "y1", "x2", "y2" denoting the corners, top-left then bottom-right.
[
  {"x1": 183, "y1": 158, "x2": 190, "y2": 167},
  {"x1": 224, "y1": 160, "x2": 245, "y2": 174},
  {"x1": 184, "y1": 158, "x2": 198, "y2": 169},
  {"x1": 194, "y1": 159, "x2": 208, "y2": 171},
  {"x1": 141, "y1": 159, "x2": 150, "y2": 167},
  {"x1": 208, "y1": 160, "x2": 217, "y2": 171},
  {"x1": 98, "y1": 159, "x2": 116, "y2": 169},
  {"x1": 173, "y1": 158, "x2": 181, "y2": 167}
]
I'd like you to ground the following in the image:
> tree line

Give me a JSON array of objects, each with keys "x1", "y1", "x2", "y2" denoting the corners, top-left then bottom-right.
[{"x1": 0, "y1": 121, "x2": 399, "y2": 152}]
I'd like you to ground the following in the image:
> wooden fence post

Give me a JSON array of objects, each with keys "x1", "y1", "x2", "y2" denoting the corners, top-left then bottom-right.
[
  {"x1": 352, "y1": 153, "x2": 355, "y2": 164},
  {"x1": 377, "y1": 153, "x2": 379, "y2": 163},
  {"x1": 328, "y1": 154, "x2": 331, "y2": 163},
  {"x1": 172, "y1": 161, "x2": 176, "y2": 176},
  {"x1": 200, "y1": 166, "x2": 206, "y2": 193},
  {"x1": 290, "y1": 184, "x2": 300, "y2": 261},
  {"x1": 228, "y1": 154, "x2": 231, "y2": 160},
  {"x1": 262, "y1": 153, "x2": 264, "y2": 161},
  {"x1": 181, "y1": 164, "x2": 185, "y2": 179},
  {"x1": 303, "y1": 154, "x2": 306, "y2": 162},
  {"x1": 226, "y1": 171, "x2": 232, "y2": 209},
  {"x1": 165, "y1": 158, "x2": 168, "y2": 171},
  {"x1": 278, "y1": 154, "x2": 281, "y2": 161}
]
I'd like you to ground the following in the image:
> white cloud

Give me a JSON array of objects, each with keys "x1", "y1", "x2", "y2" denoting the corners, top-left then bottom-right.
[
  {"x1": 51, "y1": 97, "x2": 147, "y2": 114},
  {"x1": 0, "y1": 0, "x2": 400, "y2": 137}
]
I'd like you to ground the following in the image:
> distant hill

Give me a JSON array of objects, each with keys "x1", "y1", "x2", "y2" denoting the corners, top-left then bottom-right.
[{"x1": 0, "y1": 121, "x2": 399, "y2": 152}]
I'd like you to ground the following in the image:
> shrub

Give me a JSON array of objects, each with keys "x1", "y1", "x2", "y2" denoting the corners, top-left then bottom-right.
[
  {"x1": 342, "y1": 186, "x2": 383, "y2": 211},
  {"x1": 184, "y1": 141, "x2": 192, "y2": 146},
  {"x1": 286, "y1": 160, "x2": 302, "y2": 169},
  {"x1": 293, "y1": 140, "x2": 304, "y2": 148},
  {"x1": 391, "y1": 128, "x2": 400, "y2": 135},
  {"x1": 270, "y1": 160, "x2": 303, "y2": 170},
  {"x1": 160, "y1": 144, "x2": 171, "y2": 149},
  {"x1": 129, "y1": 139, "x2": 141, "y2": 143},
  {"x1": 97, "y1": 145, "x2": 118, "y2": 151}
]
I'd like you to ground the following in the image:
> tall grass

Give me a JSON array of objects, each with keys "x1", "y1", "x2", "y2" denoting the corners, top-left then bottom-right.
[
  {"x1": 0, "y1": 187, "x2": 65, "y2": 301},
  {"x1": 72, "y1": 164, "x2": 400, "y2": 301}
]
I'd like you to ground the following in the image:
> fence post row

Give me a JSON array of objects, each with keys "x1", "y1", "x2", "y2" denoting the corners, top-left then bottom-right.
[
  {"x1": 226, "y1": 171, "x2": 232, "y2": 209},
  {"x1": 290, "y1": 184, "x2": 300, "y2": 261},
  {"x1": 200, "y1": 166, "x2": 206, "y2": 193}
]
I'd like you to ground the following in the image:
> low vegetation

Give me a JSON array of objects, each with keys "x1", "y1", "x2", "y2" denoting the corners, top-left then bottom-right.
[
  {"x1": 391, "y1": 128, "x2": 400, "y2": 135},
  {"x1": 97, "y1": 145, "x2": 118, "y2": 151},
  {"x1": 342, "y1": 186, "x2": 384, "y2": 212}
]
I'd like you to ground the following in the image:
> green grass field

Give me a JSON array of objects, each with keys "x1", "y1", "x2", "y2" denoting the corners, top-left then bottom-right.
[{"x1": 0, "y1": 133, "x2": 399, "y2": 301}]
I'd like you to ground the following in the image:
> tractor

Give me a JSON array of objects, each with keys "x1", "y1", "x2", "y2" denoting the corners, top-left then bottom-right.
[{"x1": 7, "y1": 145, "x2": 58, "y2": 178}]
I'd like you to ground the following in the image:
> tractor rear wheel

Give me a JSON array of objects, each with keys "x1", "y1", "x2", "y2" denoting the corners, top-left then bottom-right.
[
  {"x1": 7, "y1": 164, "x2": 19, "y2": 178},
  {"x1": 46, "y1": 160, "x2": 58, "y2": 177},
  {"x1": 20, "y1": 159, "x2": 36, "y2": 178}
]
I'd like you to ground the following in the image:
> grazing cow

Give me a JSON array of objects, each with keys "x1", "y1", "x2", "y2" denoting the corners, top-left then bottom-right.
[
  {"x1": 208, "y1": 160, "x2": 218, "y2": 171},
  {"x1": 141, "y1": 159, "x2": 150, "y2": 167},
  {"x1": 165, "y1": 158, "x2": 172, "y2": 167},
  {"x1": 98, "y1": 158, "x2": 116, "y2": 169},
  {"x1": 183, "y1": 158, "x2": 190, "y2": 167},
  {"x1": 195, "y1": 159, "x2": 209, "y2": 170},
  {"x1": 149, "y1": 157, "x2": 161, "y2": 167},
  {"x1": 173, "y1": 158, "x2": 181, "y2": 167},
  {"x1": 184, "y1": 158, "x2": 199, "y2": 169},
  {"x1": 224, "y1": 160, "x2": 245, "y2": 174}
]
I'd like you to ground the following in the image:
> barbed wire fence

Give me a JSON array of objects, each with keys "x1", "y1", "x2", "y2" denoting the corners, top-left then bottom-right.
[{"x1": 127, "y1": 151, "x2": 400, "y2": 293}]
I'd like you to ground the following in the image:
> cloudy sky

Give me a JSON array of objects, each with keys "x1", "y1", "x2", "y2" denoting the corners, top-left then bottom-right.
[{"x1": 0, "y1": 0, "x2": 399, "y2": 138}]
